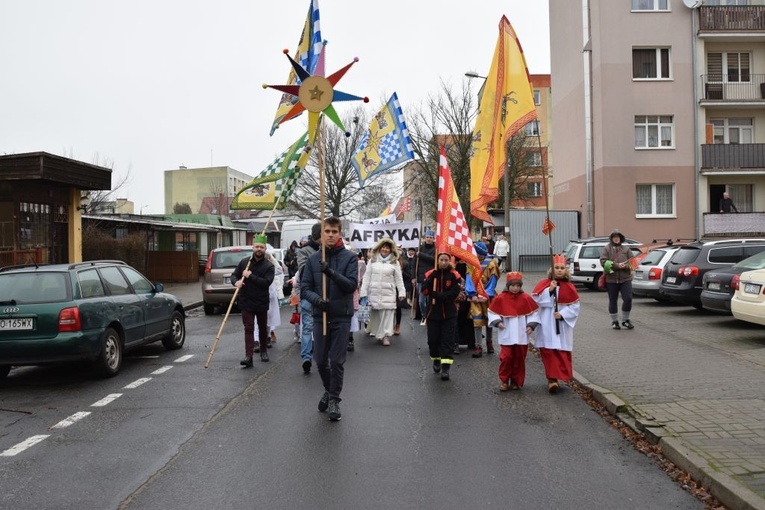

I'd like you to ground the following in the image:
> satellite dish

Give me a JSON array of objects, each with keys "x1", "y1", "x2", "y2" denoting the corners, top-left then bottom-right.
[{"x1": 682, "y1": 0, "x2": 702, "y2": 8}]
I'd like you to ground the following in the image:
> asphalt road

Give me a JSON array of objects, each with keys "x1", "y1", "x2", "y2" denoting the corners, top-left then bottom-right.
[{"x1": 0, "y1": 305, "x2": 701, "y2": 510}]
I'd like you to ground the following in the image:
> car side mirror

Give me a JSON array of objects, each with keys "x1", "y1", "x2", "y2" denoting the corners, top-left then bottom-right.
[{"x1": 154, "y1": 283, "x2": 164, "y2": 293}]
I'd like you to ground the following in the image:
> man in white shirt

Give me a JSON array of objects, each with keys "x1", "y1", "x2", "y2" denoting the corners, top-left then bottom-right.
[{"x1": 493, "y1": 235, "x2": 510, "y2": 272}]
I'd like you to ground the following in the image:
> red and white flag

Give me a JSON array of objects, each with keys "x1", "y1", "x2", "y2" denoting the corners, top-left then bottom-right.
[
  {"x1": 436, "y1": 146, "x2": 480, "y2": 271},
  {"x1": 395, "y1": 195, "x2": 411, "y2": 218},
  {"x1": 542, "y1": 216, "x2": 555, "y2": 236}
]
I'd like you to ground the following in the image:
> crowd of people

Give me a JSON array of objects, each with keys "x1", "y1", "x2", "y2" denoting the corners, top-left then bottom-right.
[{"x1": 230, "y1": 221, "x2": 594, "y2": 423}]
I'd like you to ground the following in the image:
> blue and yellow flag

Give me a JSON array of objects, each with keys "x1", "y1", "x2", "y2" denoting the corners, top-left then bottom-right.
[
  {"x1": 231, "y1": 133, "x2": 310, "y2": 210},
  {"x1": 269, "y1": 0, "x2": 322, "y2": 136},
  {"x1": 351, "y1": 92, "x2": 414, "y2": 188}
]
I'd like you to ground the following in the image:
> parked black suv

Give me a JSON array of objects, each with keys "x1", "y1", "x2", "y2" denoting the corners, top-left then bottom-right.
[{"x1": 659, "y1": 239, "x2": 765, "y2": 309}]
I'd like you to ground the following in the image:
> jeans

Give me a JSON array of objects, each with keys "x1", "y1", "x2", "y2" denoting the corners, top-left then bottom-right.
[
  {"x1": 418, "y1": 282, "x2": 429, "y2": 320},
  {"x1": 300, "y1": 298, "x2": 314, "y2": 362},
  {"x1": 606, "y1": 280, "x2": 633, "y2": 315},
  {"x1": 313, "y1": 319, "x2": 351, "y2": 400}
]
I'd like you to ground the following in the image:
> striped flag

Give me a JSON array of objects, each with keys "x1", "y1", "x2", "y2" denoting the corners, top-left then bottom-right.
[
  {"x1": 351, "y1": 92, "x2": 415, "y2": 188},
  {"x1": 542, "y1": 216, "x2": 555, "y2": 235},
  {"x1": 268, "y1": 0, "x2": 322, "y2": 136},
  {"x1": 627, "y1": 252, "x2": 647, "y2": 270}
]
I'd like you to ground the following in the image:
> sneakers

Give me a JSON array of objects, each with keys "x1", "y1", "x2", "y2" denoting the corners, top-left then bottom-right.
[
  {"x1": 471, "y1": 346, "x2": 483, "y2": 358},
  {"x1": 328, "y1": 399, "x2": 341, "y2": 421},
  {"x1": 611, "y1": 321, "x2": 621, "y2": 330},
  {"x1": 420, "y1": 319, "x2": 427, "y2": 326},
  {"x1": 382, "y1": 337, "x2": 391, "y2": 346},
  {"x1": 432, "y1": 359, "x2": 442, "y2": 373},
  {"x1": 302, "y1": 360, "x2": 312, "y2": 374},
  {"x1": 318, "y1": 391, "x2": 329, "y2": 412},
  {"x1": 347, "y1": 340, "x2": 355, "y2": 352},
  {"x1": 239, "y1": 356, "x2": 253, "y2": 368},
  {"x1": 622, "y1": 319, "x2": 634, "y2": 330},
  {"x1": 499, "y1": 381, "x2": 510, "y2": 392}
]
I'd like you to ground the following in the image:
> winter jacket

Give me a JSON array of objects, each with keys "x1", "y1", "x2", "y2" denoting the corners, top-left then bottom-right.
[
  {"x1": 416, "y1": 242, "x2": 436, "y2": 283},
  {"x1": 301, "y1": 241, "x2": 358, "y2": 322},
  {"x1": 599, "y1": 230, "x2": 633, "y2": 284},
  {"x1": 422, "y1": 267, "x2": 462, "y2": 320},
  {"x1": 360, "y1": 239, "x2": 406, "y2": 311},
  {"x1": 231, "y1": 255, "x2": 275, "y2": 313}
]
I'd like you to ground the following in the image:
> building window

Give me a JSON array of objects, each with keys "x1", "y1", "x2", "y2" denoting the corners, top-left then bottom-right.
[
  {"x1": 636, "y1": 184, "x2": 675, "y2": 217},
  {"x1": 526, "y1": 182, "x2": 542, "y2": 197},
  {"x1": 727, "y1": 184, "x2": 753, "y2": 212},
  {"x1": 710, "y1": 118, "x2": 753, "y2": 144},
  {"x1": 524, "y1": 120, "x2": 540, "y2": 136},
  {"x1": 707, "y1": 52, "x2": 750, "y2": 83},
  {"x1": 533, "y1": 89, "x2": 541, "y2": 106},
  {"x1": 633, "y1": 48, "x2": 670, "y2": 79},
  {"x1": 115, "y1": 228, "x2": 128, "y2": 239},
  {"x1": 631, "y1": 0, "x2": 669, "y2": 10},
  {"x1": 635, "y1": 115, "x2": 674, "y2": 149},
  {"x1": 526, "y1": 151, "x2": 542, "y2": 167}
]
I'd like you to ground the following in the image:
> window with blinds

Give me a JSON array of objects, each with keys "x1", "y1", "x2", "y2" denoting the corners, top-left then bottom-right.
[{"x1": 707, "y1": 52, "x2": 751, "y2": 82}]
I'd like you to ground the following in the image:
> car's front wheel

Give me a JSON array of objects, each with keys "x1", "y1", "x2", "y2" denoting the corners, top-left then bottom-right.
[
  {"x1": 0, "y1": 365, "x2": 11, "y2": 379},
  {"x1": 95, "y1": 327, "x2": 123, "y2": 377},
  {"x1": 162, "y1": 310, "x2": 186, "y2": 350}
]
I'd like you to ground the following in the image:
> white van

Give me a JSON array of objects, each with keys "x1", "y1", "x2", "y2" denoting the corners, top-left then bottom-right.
[{"x1": 280, "y1": 219, "x2": 318, "y2": 249}]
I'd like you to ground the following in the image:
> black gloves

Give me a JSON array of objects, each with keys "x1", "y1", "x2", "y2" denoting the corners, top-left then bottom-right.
[
  {"x1": 319, "y1": 260, "x2": 334, "y2": 276},
  {"x1": 316, "y1": 299, "x2": 330, "y2": 311}
]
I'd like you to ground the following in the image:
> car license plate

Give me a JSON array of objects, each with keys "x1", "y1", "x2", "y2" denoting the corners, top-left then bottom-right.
[
  {"x1": 634, "y1": 272, "x2": 643, "y2": 280},
  {"x1": 0, "y1": 318, "x2": 34, "y2": 331},
  {"x1": 224, "y1": 275, "x2": 231, "y2": 284},
  {"x1": 744, "y1": 283, "x2": 762, "y2": 295},
  {"x1": 708, "y1": 282, "x2": 720, "y2": 291},
  {"x1": 666, "y1": 276, "x2": 676, "y2": 284}
]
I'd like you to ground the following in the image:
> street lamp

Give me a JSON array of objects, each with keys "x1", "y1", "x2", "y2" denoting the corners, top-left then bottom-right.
[{"x1": 465, "y1": 70, "x2": 512, "y2": 270}]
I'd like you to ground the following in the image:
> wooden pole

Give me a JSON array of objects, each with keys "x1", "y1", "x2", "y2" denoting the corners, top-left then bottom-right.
[{"x1": 317, "y1": 116, "x2": 328, "y2": 335}]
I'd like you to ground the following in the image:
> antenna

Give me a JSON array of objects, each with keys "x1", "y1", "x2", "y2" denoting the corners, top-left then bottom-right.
[{"x1": 682, "y1": 0, "x2": 702, "y2": 8}]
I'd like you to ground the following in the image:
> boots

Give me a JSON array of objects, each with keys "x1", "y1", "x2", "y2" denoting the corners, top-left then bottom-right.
[
  {"x1": 486, "y1": 340, "x2": 494, "y2": 354},
  {"x1": 432, "y1": 359, "x2": 442, "y2": 373},
  {"x1": 440, "y1": 363, "x2": 451, "y2": 381},
  {"x1": 547, "y1": 378, "x2": 560, "y2": 394},
  {"x1": 472, "y1": 346, "x2": 483, "y2": 358}
]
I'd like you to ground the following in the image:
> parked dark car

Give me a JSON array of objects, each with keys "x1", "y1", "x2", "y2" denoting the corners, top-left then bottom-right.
[
  {"x1": 659, "y1": 239, "x2": 765, "y2": 309},
  {"x1": 0, "y1": 260, "x2": 186, "y2": 379},
  {"x1": 700, "y1": 250, "x2": 765, "y2": 313}
]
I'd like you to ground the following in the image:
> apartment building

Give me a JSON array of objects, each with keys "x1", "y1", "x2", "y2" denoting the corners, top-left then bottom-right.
[
  {"x1": 163, "y1": 165, "x2": 252, "y2": 215},
  {"x1": 550, "y1": 0, "x2": 765, "y2": 241}
]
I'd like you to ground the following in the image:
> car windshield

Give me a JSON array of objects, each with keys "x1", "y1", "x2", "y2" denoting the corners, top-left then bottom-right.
[
  {"x1": 0, "y1": 273, "x2": 69, "y2": 304},
  {"x1": 733, "y1": 250, "x2": 765, "y2": 270},
  {"x1": 640, "y1": 249, "x2": 667, "y2": 266}
]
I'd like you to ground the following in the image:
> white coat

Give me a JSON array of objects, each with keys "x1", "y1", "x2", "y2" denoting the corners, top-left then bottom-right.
[{"x1": 360, "y1": 247, "x2": 405, "y2": 311}]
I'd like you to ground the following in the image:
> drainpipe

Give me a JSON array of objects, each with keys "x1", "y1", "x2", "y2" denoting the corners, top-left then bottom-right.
[
  {"x1": 582, "y1": 0, "x2": 594, "y2": 238},
  {"x1": 691, "y1": 7, "x2": 701, "y2": 240}
]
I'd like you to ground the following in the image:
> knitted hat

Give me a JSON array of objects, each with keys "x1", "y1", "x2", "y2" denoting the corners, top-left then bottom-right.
[
  {"x1": 474, "y1": 241, "x2": 488, "y2": 256},
  {"x1": 253, "y1": 234, "x2": 267, "y2": 245},
  {"x1": 423, "y1": 227, "x2": 435, "y2": 238},
  {"x1": 506, "y1": 272, "x2": 523, "y2": 285}
]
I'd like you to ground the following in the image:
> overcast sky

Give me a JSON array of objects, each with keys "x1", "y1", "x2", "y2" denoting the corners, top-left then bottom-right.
[{"x1": 0, "y1": 1, "x2": 550, "y2": 214}]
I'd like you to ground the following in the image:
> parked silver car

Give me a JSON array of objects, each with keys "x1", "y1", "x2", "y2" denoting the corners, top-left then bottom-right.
[{"x1": 632, "y1": 245, "x2": 682, "y2": 301}]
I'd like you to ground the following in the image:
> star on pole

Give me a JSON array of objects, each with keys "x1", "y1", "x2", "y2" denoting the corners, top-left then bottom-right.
[{"x1": 263, "y1": 44, "x2": 369, "y2": 144}]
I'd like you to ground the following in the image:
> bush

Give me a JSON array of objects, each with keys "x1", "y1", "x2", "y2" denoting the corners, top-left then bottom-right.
[{"x1": 82, "y1": 225, "x2": 147, "y2": 273}]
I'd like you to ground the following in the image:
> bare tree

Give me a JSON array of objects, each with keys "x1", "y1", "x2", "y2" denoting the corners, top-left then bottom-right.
[
  {"x1": 205, "y1": 178, "x2": 229, "y2": 214},
  {"x1": 80, "y1": 154, "x2": 132, "y2": 214},
  {"x1": 406, "y1": 81, "x2": 478, "y2": 229},
  {"x1": 500, "y1": 131, "x2": 548, "y2": 208},
  {"x1": 291, "y1": 106, "x2": 402, "y2": 219}
]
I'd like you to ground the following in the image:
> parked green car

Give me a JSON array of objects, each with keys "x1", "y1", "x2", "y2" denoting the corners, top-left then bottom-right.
[{"x1": 0, "y1": 260, "x2": 186, "y2": 379}]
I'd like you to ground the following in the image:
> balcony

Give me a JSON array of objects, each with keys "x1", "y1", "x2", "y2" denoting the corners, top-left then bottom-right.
[
  {"x1": 699, "y1": 5, "x2": 765, "y2": 32},
  {"x1": 701, "y1": 143, "x2": 765, "y2": 172},
  {"x1": 703, "y1": 212, "x2": 765, "y2": 238},
  {"x1": 701, "y1": 74, "x2": 765, "y2": 102}
]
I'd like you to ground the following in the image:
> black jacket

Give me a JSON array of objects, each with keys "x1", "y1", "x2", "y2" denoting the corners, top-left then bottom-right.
[
  {"x1": 231, "y1": 255, "x2": 275, "y2": 313},
  {"x1": 422, "y1": 267, "x2": 462, "y2": 320},
  {"x1": 416, "y1": 242, "x2": 436, "y2": 283},
  {"x1": 301, "y1": 242, "x2": 358, "y2": 322}
]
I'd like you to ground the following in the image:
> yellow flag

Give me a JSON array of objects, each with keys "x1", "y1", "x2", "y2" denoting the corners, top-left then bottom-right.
[{"x1": 469, "y1": 16, "x2": 537, "y2": 224}]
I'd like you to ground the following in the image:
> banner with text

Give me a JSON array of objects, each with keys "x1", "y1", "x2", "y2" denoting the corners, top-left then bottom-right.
[
  {"x1": 362, "y1": 214, "x2": 397, "y2": 225},
  {"x1": 348, "y1": 221, "x2": 422, "y2": 249}
]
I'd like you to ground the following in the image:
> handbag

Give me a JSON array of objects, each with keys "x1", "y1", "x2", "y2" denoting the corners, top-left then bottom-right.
[
  {"x1": 356, "y1": 302, "x2": 371, "y2": 323},
  {"x1": 597, "y1": 273, "x2": 606, "y2": 290},
  {"x1": 289, "y1": 312, "x2": 301, "y2": 324}
]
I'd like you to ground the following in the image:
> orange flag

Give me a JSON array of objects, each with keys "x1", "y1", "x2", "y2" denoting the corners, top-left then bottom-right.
[{"x1": 469, "y1": 16, "x2": 538, "y2": 224}]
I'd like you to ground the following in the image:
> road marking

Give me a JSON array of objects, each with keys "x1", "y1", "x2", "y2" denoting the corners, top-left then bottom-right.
[
  {"x1": 174, "y1": 354, "x2": 194, "y2": 363},
  {"x1": 151, "y1": 366, "x2": 173, "y2": 375},
  {"x1": 123, "y1": 377, "x2": 152, "y2": 389},
  {"x1": 91, "y1": 393, "x2": 122, "y2": 407},
  {"x1": 0, "y1": 435, "x2": 50, "y2": 457},
  {"x1": 50, "y1": 411, "x2": 91, "y2": 429},
  {"x1": 130, "y1": 355, "x2": 160, "y2": 359}
]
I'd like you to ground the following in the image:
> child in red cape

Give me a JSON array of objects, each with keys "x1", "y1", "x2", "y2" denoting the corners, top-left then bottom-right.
[{"x1": 488, "y1": 272, "x2": 540, "y2": 391}]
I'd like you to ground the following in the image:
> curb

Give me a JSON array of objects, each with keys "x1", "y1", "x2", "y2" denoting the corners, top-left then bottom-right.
[{"x1": 574, "y1": 370, "x2": 765, "y2": 510}]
